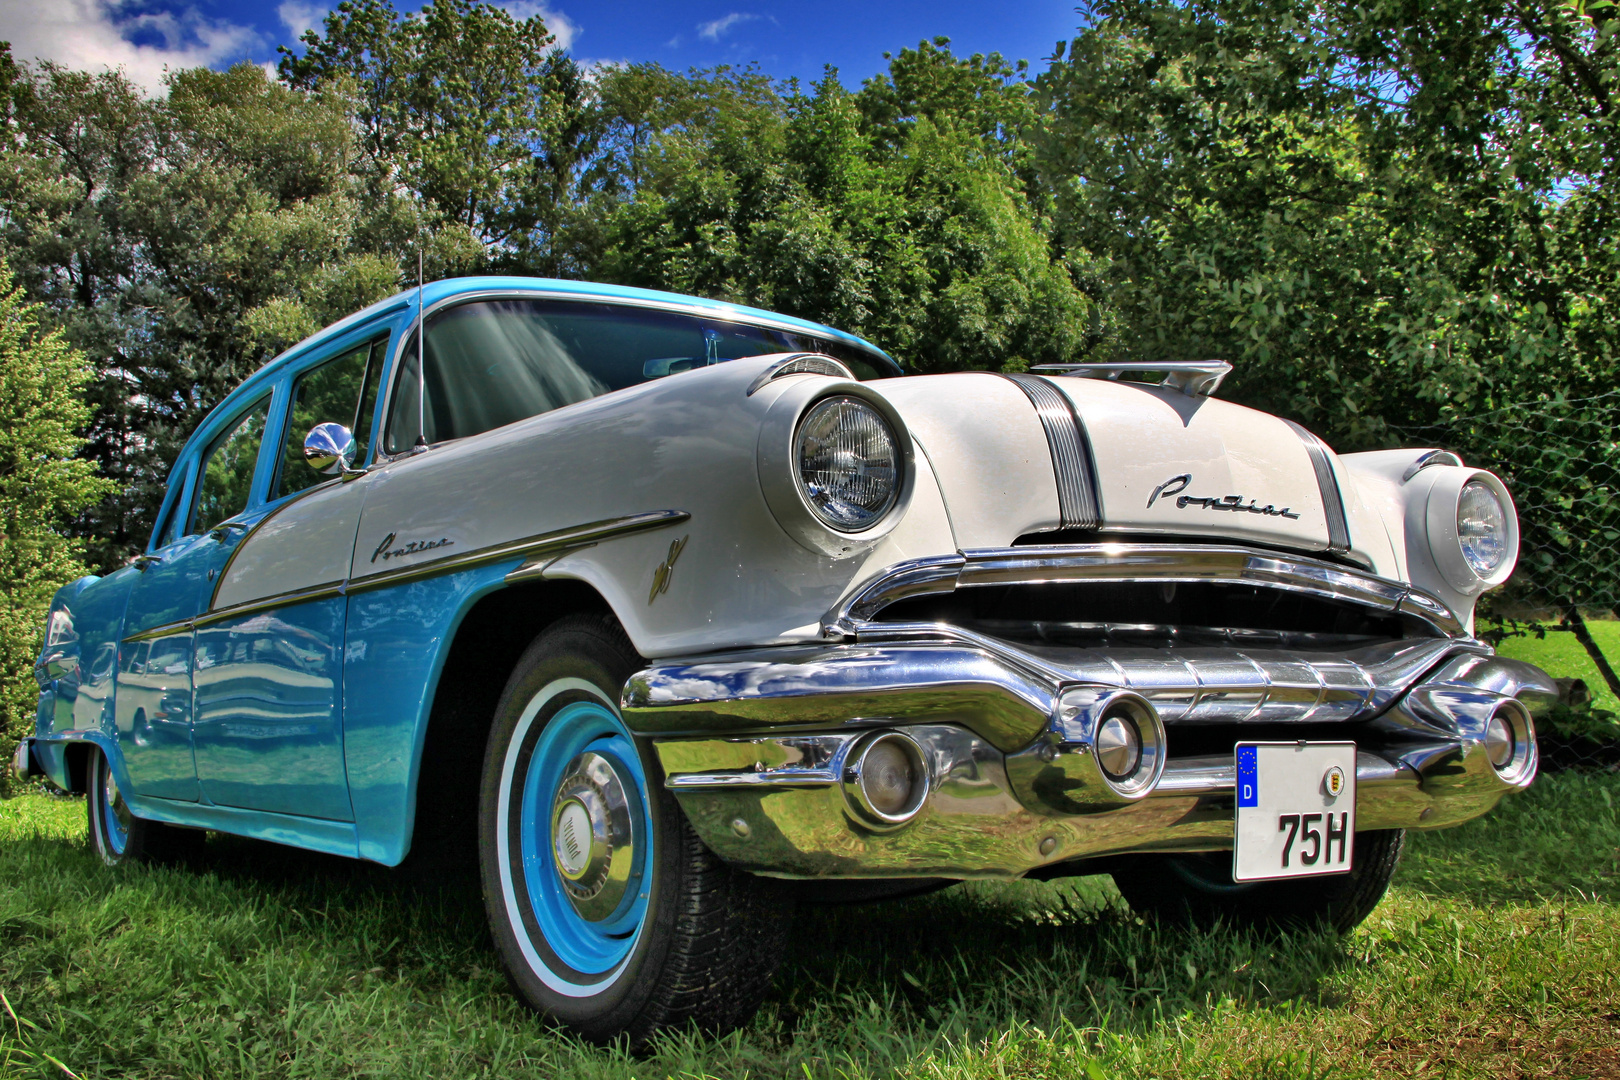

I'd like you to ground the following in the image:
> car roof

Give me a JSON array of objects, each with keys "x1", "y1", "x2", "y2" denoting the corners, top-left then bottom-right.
[{"x1": 185, "y1": 276, "x2": 900, "y2": 459}]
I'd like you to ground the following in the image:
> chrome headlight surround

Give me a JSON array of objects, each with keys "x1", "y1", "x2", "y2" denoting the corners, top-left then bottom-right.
[
  {"x1": 1424, "y1": 468, "x2": 1519, "y2": 594},
  {"x1": 757, "y1": 378, "x2": 915, "y2": 558}
]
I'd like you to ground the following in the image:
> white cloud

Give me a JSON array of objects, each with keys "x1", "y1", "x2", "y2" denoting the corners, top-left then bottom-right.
[
  {"x1": 503, "y1": 1, "x2": 579, "y2": 51},
  {"x1": 0, "y1": 0, "x2": 261, "y2": 93},
  {"x1": 697, "y1": 12, "x2": 758, "y2": 42},
  {"x1": 277, "y1": 1, "x2": 327, "y2": 41}
]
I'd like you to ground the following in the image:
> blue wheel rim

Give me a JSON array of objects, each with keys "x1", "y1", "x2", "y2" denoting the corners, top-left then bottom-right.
[
  {"x1": 101, "y1": 760, "x2": 129, "y2": 855},
  {"x1": 517, "y1": 699, "x2": 652, "y2": 975}
]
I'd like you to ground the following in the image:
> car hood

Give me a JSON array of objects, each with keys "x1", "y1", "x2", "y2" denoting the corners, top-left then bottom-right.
[{"x1": 874, "y1": 371, "x2": 1371, "y2": 561}]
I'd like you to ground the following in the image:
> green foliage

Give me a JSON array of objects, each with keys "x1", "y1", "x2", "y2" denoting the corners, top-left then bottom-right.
[
  {"x1": 1034, "y1": 0, "x2": 1620, "y2": 613},
  {"x1": 0, "y1": 259, "x2": 111, "y2": 795},
  {"x1": 1, "y1": 773, "x2": 1617, "y2": 1076},
  {"x1": 0, "y1": 0, "x2": 1616, "y2": 610},
  {"x1": 596, "y1": 56, "x2": 1101, "y2": 374}
]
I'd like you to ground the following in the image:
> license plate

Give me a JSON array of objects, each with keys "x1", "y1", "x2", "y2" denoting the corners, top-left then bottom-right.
[{"x1": 1232, "y1": 742, "x2": 1356, "y2": 882}]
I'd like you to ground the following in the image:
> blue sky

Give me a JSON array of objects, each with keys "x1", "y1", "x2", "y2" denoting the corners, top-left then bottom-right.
[{"x1": 0, "y1": 1, "x2": 1085, "y2": 93}]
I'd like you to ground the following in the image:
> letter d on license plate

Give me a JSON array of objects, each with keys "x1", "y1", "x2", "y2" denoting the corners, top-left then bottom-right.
[{"x1": 1233, "y1": 742, "x2": 1356, "y2": 882}]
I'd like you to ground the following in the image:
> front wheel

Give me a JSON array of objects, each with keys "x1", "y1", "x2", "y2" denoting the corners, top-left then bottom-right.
[
  {"x1": 1110, "y1": 829, "x2": 1406, "y2": 934},
  {"x1": 477, "y1": 615, "x2": 788, "y2": 1048},
  {"x1": 86, "y1": 749, "x2": 205, "y2": 866}
]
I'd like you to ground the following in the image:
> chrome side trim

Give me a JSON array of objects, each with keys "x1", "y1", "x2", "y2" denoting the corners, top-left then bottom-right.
[
  {"x1": 1003, "y1": 374, "x2": 1101, "y2": 530},
  {"x1": 1284, "y1": 419, "x2": 1352, "y2": 554},
  {"x1": 128, "y1": 511, "x2": 690, "y2": 643},
  {"x1": 1402, "y1": 449, "x2": 1465, "y2": 482},
  {"x1": 198, "y1": 581, "x2": 347, "y2": 629},
  {"x1": 1030, "y1": 359, "x2": 1232, "y2": 397},
  {"x1": 827, "y1": 544, "x2": 1464, "y2": 638},
  {"x1": 744, "y1": 354, "x2": 855, "y2": 396},
  {"x1": 345, "y1": 509, "x2": 691, "y2": 592}
]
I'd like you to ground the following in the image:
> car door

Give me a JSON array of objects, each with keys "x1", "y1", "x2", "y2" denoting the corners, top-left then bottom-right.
[
  {"x1": 191, "y1": 334, "x2": 388, "y2": 822},
  {"x1": 116, "y1": 396, "x2": 274, "y2": 801}
]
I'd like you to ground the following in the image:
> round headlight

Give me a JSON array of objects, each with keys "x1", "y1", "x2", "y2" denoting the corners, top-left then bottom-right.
[
  {"x1": 796, "y1": 396, "x2": 901, "y2": 531},
  {"x1": 1457, "y1": 480, "x2": 1508, "y2": 576}
]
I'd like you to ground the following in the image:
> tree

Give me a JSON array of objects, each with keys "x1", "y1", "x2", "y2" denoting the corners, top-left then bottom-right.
[
  {"x1": 0, "y1": 258, "x2": 111, "y2": 792},
  {"x1": 0, "y1": 62, "x2": 409, "y2": 567}
]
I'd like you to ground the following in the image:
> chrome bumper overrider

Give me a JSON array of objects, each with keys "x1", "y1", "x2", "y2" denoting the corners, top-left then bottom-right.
[{"x1": 624, "y1": 624, "x2": 1556, "y2": 880}]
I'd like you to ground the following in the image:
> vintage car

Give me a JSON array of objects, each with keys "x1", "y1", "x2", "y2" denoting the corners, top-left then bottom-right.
[{"x1": 17, "y1": 276, "x2": 1553, "y2": 1046}]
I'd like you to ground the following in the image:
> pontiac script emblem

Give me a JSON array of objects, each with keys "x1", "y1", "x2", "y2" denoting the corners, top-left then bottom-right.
[
  {"x1": 649, "y1": 534, "x2": 689, "y2": 603},
  {"x1": 370, "y1": 531, "x2": 455, "y2": 563},
  {"x1": 1146, "y1": 474, "x2": 1300, "y2": 519}
]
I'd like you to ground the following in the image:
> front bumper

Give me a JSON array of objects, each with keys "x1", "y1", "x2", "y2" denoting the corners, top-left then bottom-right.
[{"x1": 623, "y1": 632, "x2": 1556, "y2": 879}]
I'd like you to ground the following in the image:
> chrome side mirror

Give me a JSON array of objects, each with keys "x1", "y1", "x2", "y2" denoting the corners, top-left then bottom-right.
[{"x1": 303, "y1": 422, "x2": 357, "y2": 476}]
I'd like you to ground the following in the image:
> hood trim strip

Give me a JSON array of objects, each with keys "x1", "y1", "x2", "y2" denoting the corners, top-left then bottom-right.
[
  {"x1": 1285, "y1": 419, "x2": 1352, "y2": 553},
  {"x1": 1003, "y1": 374, "x2": 1101, "y2": 530}
]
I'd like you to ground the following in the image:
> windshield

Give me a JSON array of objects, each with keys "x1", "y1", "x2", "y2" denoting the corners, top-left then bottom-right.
[{"x1": 385, "y1": 297, "x2": 896, "y2": 453}]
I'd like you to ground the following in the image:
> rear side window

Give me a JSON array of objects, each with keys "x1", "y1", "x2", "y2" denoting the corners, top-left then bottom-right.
[
  {"x1": 275, "y1": 334, "x2": 388, "y2": 498},
  {"x1": 385, "y1": 299, "x2": 896, "y2": 452},
  {"x1": 193, "y1": 395, "x2": 270, "y2": 531}
]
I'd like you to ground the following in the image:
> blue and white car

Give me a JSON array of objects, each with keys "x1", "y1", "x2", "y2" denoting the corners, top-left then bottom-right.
[{"x1": 18, "y1": 277, "x2": 1553, "y2": 1045}]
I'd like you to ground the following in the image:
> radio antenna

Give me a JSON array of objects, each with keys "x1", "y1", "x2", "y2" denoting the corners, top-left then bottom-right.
[{"x1": 413, "y1": 244, "x2": 428, "y2": 453}]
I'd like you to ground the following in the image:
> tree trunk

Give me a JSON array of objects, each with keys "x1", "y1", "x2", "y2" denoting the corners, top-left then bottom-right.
[{"x1": 1562, "y1": 603, "x2": 1620, "y2": 702}]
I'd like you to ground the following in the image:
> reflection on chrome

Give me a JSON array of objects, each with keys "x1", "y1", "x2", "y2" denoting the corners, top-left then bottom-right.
[{"x1": 824, "y1": 544, "x2": 1463, "y2": 638}]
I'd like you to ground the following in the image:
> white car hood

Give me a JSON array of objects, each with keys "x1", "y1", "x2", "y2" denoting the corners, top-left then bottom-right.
[{"x1": 876, "y1": 372, "x2": 1385, "y2": 567}]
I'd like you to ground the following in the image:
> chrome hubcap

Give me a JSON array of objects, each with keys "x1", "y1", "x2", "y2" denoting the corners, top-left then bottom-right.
[
  {"x1": 103, "y1": 765, "x2": 131, "y2": 843},
  {"x1": 550, "y1": 751, "x2": 637, "y2": 922}
]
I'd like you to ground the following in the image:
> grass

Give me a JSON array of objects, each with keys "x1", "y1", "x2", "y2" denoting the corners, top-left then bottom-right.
[
  {"x1": 2, "y1": 774, "x2": 1618, "y2": 1080},
  {"x1": 1495, "y1": 618, "x2": 1620, "y2": 712}
]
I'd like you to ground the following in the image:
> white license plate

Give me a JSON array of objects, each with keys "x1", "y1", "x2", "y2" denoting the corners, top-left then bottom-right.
[{"x1": 1232, "y1": 742, "x2": 1356, "y2": 882}]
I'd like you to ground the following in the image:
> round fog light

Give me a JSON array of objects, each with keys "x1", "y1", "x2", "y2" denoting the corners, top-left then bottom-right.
[
  {"x1": 1095, "y1": 713, "x2": 1142, "y2": 781},
  {"x1": 843, "y1": 732, "x2": 929, "y2": 828}
]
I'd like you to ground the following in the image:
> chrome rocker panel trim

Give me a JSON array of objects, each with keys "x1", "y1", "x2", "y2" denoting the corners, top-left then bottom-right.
[{"x1": 823, "y1": 544, "x2": 1464, "y2": 639}]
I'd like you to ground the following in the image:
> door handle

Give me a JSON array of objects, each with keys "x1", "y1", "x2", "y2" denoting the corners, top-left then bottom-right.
[
  {"x1": 133, "y1": 554, "x2": 163, "y2": 571},
  {"x1": 209, "y1": 522, "x2": 248, "y2": 543}
]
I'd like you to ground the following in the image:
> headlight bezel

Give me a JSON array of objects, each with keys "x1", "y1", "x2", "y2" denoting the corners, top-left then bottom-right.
[
  {"x1": 1423, "y1": 467, "x2": 1519, "y2": 594},
  {"x1": 756, "y1": 377, "x2": 914, "y2": 558}
]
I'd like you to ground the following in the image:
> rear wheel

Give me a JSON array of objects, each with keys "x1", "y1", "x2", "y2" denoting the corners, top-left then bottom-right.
[
  {"x1": 86, "y1": 749, "x2": 205, "y2": 866},
  {"x1": 1110, "y1": 829, "x2": 1406, "y2": 933},
  {"x1": 477, "y1": 614, "x2": 788, "y2": 1048}
]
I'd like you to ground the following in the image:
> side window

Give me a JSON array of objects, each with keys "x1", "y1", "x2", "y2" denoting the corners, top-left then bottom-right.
[
  {"x1": 193, "y1": 396, "x2": 271, "y2": 532},
  {"x1": 275, "y1": 334, "x2": 388, "y2": 498}
]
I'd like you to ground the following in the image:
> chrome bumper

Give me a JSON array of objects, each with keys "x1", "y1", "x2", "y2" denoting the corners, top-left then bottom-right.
[
  {"x1": 623, "y1": 632, "x2": 1556, "y2": 879},
  {"x1": 10, "y1": 736, "x2": 34, "y2": 781}
]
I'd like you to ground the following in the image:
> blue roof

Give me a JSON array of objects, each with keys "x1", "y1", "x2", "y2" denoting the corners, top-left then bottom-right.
[{"x1": 190, "y1": 276, "x2": 897, "y2": 454}]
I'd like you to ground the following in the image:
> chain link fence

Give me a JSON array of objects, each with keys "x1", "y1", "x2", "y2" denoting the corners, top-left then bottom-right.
[{"x1": 1391, "y1": 391, "x2": 1620, "y2": 772}]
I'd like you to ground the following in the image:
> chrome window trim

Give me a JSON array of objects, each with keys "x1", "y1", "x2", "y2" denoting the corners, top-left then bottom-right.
[{"x1": 824, "y1": 543, "x2": 1464, "y2": 638}]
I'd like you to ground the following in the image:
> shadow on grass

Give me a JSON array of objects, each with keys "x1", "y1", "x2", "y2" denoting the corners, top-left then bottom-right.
[
  {"x1": 183, "y1": 828, "x2": 1361, "y2": 1054},
  {"x1": 1395, "y1": 770, "x2": 1620, "y2": 905}
]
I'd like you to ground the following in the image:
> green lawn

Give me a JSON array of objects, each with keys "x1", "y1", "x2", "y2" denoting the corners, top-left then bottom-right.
[
  {"x1": 1495, "y1": 618, "x2": 1620, "y2": 712},
  {"x1": 2, "y1": 775, "x2": 1617, "y2": 1080}
]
